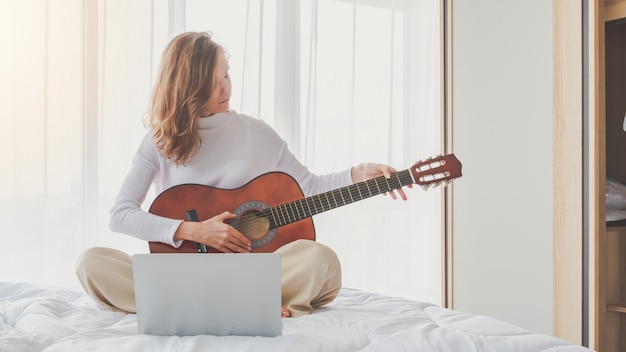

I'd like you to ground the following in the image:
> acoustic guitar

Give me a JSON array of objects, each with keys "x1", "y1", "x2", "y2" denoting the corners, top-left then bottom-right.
[{"x1": 148, "y1": 153, "x2": 462, "y2": 253}]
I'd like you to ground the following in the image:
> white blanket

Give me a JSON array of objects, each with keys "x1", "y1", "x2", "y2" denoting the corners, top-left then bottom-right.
[{"x1": 0, "y1": 282, "x2": 592, "y2": 352}]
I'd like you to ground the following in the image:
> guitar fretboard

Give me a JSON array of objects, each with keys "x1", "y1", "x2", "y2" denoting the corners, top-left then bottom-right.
[{"x1": 263, "y1": 169, "x2": 414, "y2": 229}]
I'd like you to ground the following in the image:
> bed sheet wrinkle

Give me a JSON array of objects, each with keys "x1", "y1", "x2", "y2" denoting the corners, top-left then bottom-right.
[
  {"x1": 43, "y1": 327, "x2": 371, "y2": 352},
  {"x1": 0, "y1": 336, "x2": 47, "y2": 352},
  {"x1": 423, "y1": 307, "x2": 592, "y2": 352},
  {"x1": 361, "y1": 324, "x2": 497, "y2": 352},
  {"x1": 482, "y1": 334, "x2": 573, "y2": 352},
  {"x1": 424, "y1": 305, "x2": 530, "y2": 337},
  {"x1": 329, "y1": 291, "x2": 441, "y2": 338},
  {"x1": 0, "y1": 282, "x2": 128, "y2": 352}
]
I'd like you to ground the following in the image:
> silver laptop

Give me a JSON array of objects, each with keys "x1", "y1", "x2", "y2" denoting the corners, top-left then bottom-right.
[{"x1": 132, "y1": 253, "x2": 282, "y2": 337}]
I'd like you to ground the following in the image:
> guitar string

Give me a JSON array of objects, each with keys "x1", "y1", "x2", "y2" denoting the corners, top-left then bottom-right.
[
  {"x1": 230, "y1": 171, "x2": 415, "y2": 234},
  {"x1": 231, "y1": 163, "x2": 457, "y2": 238},
  {"x1": 229, "y1": 164, "x2": 456, "y2": 239},
  {"x1": 236, "y1": 171, "x2": 414, "y2": 229}
]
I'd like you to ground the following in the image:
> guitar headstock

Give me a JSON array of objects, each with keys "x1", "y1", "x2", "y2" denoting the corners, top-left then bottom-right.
[{"x1": 410, "y1": 153, "x2": 462, "y2": 190}]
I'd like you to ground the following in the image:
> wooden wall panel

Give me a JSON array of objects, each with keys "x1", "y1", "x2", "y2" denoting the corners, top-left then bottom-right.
[{"x1": 553, "y1": 0, "x2": 584, "y2": 345}]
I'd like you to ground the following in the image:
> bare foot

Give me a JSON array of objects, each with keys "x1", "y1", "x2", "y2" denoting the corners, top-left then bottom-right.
[{"x1": 281, "y1": 307, "x2": 291, "y2": 318}]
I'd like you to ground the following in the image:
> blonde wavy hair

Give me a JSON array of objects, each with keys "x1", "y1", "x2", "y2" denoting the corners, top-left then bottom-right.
[{"x1": 147, "y1": 32, "x2": 222, "y2": 165}]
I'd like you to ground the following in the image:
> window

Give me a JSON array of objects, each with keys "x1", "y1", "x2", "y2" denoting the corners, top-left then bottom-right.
[{"x1": 0, "y1": 0, "x2": 443, "y2": 305}]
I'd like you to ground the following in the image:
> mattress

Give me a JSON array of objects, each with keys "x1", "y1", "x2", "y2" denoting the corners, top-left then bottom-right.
[{"x1": 0, "y1": 282, "x2": 592, "y2": 352}]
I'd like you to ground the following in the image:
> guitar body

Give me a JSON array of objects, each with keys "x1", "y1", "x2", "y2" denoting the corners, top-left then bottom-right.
[{"x1": 148, "y1": 172, "x2": 315, "y2": 253}]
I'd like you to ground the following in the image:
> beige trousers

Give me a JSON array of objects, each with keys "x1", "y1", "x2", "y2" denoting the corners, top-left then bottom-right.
[{"x1": 75, "y1": 239, "x2": 341, "y2": 317}]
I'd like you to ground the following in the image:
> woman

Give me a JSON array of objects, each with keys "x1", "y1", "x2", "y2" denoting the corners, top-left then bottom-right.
[{"x1": 76, "y1": 31, "x2": 409, "y2": 318}]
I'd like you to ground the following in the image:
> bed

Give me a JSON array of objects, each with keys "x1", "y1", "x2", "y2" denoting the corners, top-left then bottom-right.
[{"x1": 0, "y1": 281, "x2": 593, "y2": 352}]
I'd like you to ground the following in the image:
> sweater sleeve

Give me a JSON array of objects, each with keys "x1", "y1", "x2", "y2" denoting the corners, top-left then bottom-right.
[
  {"x1": 271, "y1": 135, "x2": 353, "y2": 197},
  {"x1": 109, "y1": 134, "x2": 184, "y2": 247}
]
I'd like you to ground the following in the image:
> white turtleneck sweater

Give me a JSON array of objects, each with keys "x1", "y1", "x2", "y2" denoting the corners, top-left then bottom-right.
[{"x1": 109, "y1": 111, "x2": 353, "y2": 246}]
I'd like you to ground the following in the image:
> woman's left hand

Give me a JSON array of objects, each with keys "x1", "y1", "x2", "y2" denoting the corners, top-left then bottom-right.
[{"x1": 350, "y1": 163, "x2": 412, "y2": 201}]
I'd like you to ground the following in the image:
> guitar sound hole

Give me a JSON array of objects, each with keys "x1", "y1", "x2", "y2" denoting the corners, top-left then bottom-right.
[{"x1": 238, "y1": 210, "x2": 270, "y2": 240}]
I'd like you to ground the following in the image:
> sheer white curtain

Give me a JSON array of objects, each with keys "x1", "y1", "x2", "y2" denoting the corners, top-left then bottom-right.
[
  {"x1": 0, "y1": 0, "x2": 160, "y2": 287},
  {"x1": 0, "y1": 0, "x2": 87, "y2": 287},
  {"x1": 0, "y1": 0, "x2": 442, "y2": 304}
]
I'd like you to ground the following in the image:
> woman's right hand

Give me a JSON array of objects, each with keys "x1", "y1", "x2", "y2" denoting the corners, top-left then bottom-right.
[{"x1": 173, "y1": 211, "x2": 252, "y2": 253}]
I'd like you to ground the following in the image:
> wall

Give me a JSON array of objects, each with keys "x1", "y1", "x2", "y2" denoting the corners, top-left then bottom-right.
[{"x1": 451, "y1": 0, "x2": 554, "y2": 335}]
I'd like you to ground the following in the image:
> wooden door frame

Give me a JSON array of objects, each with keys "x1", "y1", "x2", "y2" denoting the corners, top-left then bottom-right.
[{"x1": 442, "y1": 0, "x2": 454, "y2": 310}]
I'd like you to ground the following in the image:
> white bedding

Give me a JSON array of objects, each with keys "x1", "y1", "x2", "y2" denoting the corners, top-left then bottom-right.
[{"x1": 0, "y1": 282, "x2": 592, "y2": 352}]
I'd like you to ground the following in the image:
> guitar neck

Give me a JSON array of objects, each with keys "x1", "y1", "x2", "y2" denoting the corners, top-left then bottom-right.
[{"x1": 266, "y1": 169, "x2": 413, "y2": 229}]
